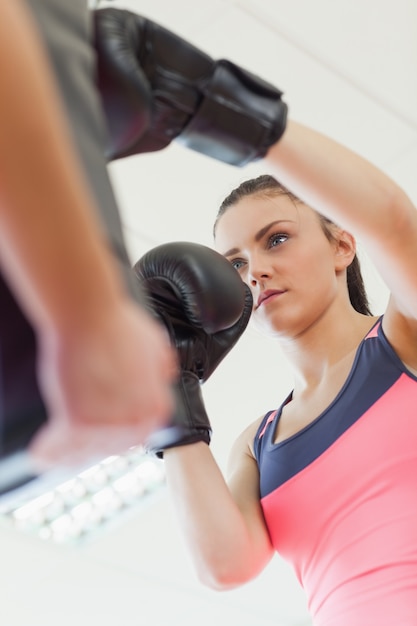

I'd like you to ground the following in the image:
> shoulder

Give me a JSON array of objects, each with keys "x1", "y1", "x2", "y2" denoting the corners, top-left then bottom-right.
[
  {"x1": 382, "y1": 305, "x2": 417, "y2": 375},
  {"x1": 230, "y1": 414, "x2": 268, "y2": 463}
]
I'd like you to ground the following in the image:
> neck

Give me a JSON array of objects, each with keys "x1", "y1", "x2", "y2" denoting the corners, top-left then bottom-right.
[{"x1": 278, "y1": 306, "x2": 378, "y2": 393}]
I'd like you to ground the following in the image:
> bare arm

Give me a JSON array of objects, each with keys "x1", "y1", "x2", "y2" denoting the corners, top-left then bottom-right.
[
  {"x1": 0, "y1": 1, "x2": 174, "y2": 465},
  {"x1": 265, "y1": 121, "x2": 417, "y2": 364},
  {"x1": 0, "y1": 0, "x2": 123, "y2": 334},
  {"x1": 164, "y1": 423, "x2": 274, "y2": 590}
]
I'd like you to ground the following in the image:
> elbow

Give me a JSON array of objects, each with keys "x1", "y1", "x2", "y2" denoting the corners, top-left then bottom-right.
[
  {"x1": 380, "y1": 184, "x2": 414, "y2": 235},
  {"x1": 197, "y1": 568, "x2": 250, "y2": 592},
  {"x1": 194, "y1": 553, "x2": 263, "y2": 592}
]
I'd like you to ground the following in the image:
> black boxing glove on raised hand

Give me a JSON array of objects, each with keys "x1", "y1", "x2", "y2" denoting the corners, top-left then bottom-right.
[
  {"x1": 133, "y1": 242, "x2": 253, "y2": 457},
  {"x1": 93, "y1": 8, "x2": 287, "y2": 165}
]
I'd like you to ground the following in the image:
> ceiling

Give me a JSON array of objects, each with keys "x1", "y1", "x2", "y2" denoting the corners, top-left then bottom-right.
[{"x1": 1, "y1": 1, "x2": 417, "y2": 625}]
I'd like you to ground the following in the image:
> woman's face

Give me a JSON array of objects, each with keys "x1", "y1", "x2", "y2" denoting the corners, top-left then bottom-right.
[{"x1": 215, "y1": 193, "x2": 347, "y2": 338}]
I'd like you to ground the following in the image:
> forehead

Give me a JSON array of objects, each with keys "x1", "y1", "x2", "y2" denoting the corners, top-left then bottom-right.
[{"x1": 215, "y1": 194, "x2": 316, "y2": 253}]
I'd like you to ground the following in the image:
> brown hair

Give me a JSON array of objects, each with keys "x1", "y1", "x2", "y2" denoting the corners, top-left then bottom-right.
[{"x1": 214, "y1": 174, "x2": 372, "y2": 316}]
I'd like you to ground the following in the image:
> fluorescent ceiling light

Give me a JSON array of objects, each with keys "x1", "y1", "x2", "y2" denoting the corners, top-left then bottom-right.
[{"x1": 1, "y1": 447, "x2": 166, "y2": 545}]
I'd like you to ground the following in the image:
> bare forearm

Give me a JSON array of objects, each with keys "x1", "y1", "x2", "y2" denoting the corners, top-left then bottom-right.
[
  {"x1": 265, "y1": 120, "x2": 411, "y2": 238},
  {"x1": 0, "y1": 1, "x2": 123, "y2": 335},
  {"x1": 164, "y1": 443, "x2": 271, "y2": 589}
]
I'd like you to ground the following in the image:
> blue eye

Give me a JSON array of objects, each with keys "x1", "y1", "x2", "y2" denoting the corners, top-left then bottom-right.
[
  {"x1": 230, "y1": 258, "x2": 245, "y2": 271},
  {"x1": 268, "y1": 233, "x2": 288, "y2": 248}
]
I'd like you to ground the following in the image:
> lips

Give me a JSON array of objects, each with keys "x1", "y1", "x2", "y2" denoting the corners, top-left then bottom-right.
[{"x1": 257, "y1": 290, "x2": 285, "y2": 308}]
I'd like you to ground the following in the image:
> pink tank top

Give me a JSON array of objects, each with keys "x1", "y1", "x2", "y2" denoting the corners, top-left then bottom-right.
[{"x1": 254, "y1": 320, "x2": 417, "y2": 625}]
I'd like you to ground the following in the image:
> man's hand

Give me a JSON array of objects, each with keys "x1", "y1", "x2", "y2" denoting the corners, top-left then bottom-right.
[{"x1": 29, "y1": 299, "x2": 176, "y2": 468}]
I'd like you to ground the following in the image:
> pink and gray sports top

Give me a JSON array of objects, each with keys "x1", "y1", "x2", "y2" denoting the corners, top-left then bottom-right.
[{"x1": 254, "y1": 319, "x2": 417, "y2": 625}]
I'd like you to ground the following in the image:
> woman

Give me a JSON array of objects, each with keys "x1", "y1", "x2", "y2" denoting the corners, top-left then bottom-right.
[{"x1": 163, "y1": 120, "x2": 417, "y2": 625}]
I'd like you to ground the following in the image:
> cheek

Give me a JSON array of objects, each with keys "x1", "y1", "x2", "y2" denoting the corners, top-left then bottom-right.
[{"x1": 298, "y1": 242, "x2": 336, "y2": 280}]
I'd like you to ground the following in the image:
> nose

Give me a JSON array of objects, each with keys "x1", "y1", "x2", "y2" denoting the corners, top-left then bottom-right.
[
  {"x1": 249, "y1": 273, "x2": 270, "y2": 287},
  {"x1": 248, "y1": 255, "x2": 272, "y2": 287}
]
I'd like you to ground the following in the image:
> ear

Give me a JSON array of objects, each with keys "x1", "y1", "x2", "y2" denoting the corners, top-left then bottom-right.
[{"x1": 333, "y1": 229, "x2": 356, "y2": 272}]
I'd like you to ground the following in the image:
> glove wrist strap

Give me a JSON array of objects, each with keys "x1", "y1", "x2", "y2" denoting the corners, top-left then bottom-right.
[
  {"x1": 177, "y1": 59, "x2": 288, "y2": 166},
  {"x1": 145, "y1": 371, "x2": 212, "y2": 458}
]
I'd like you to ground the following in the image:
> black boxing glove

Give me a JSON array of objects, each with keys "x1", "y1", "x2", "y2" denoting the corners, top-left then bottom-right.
[
  {"x1": 133, "y1": 242, "x2": 253, "y2": 457},
  {"x1": 93, "y1": 8, "x2": 287, "y2": 165},
  {"x1": 92, "y1": 8, "x2": 152, "y2": 161}
]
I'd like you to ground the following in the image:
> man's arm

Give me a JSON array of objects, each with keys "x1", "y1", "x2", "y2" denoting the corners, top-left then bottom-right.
[{"x1": 0, "y1": 1, "x2": 174, "y2": 467}]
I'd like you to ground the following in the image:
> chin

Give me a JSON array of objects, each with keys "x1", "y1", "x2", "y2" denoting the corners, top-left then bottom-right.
[
  {"x1": 252, "y1": 315, "x2": 283, "y2": 338},
  {"x1": 253, "y1": 308, "x2": 304, "y2": 340}
]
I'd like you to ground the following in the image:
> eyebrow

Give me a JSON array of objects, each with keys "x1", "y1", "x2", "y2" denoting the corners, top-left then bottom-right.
[{"x1": 223, "y1": 220, "x2": 292, "y2": 257}]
